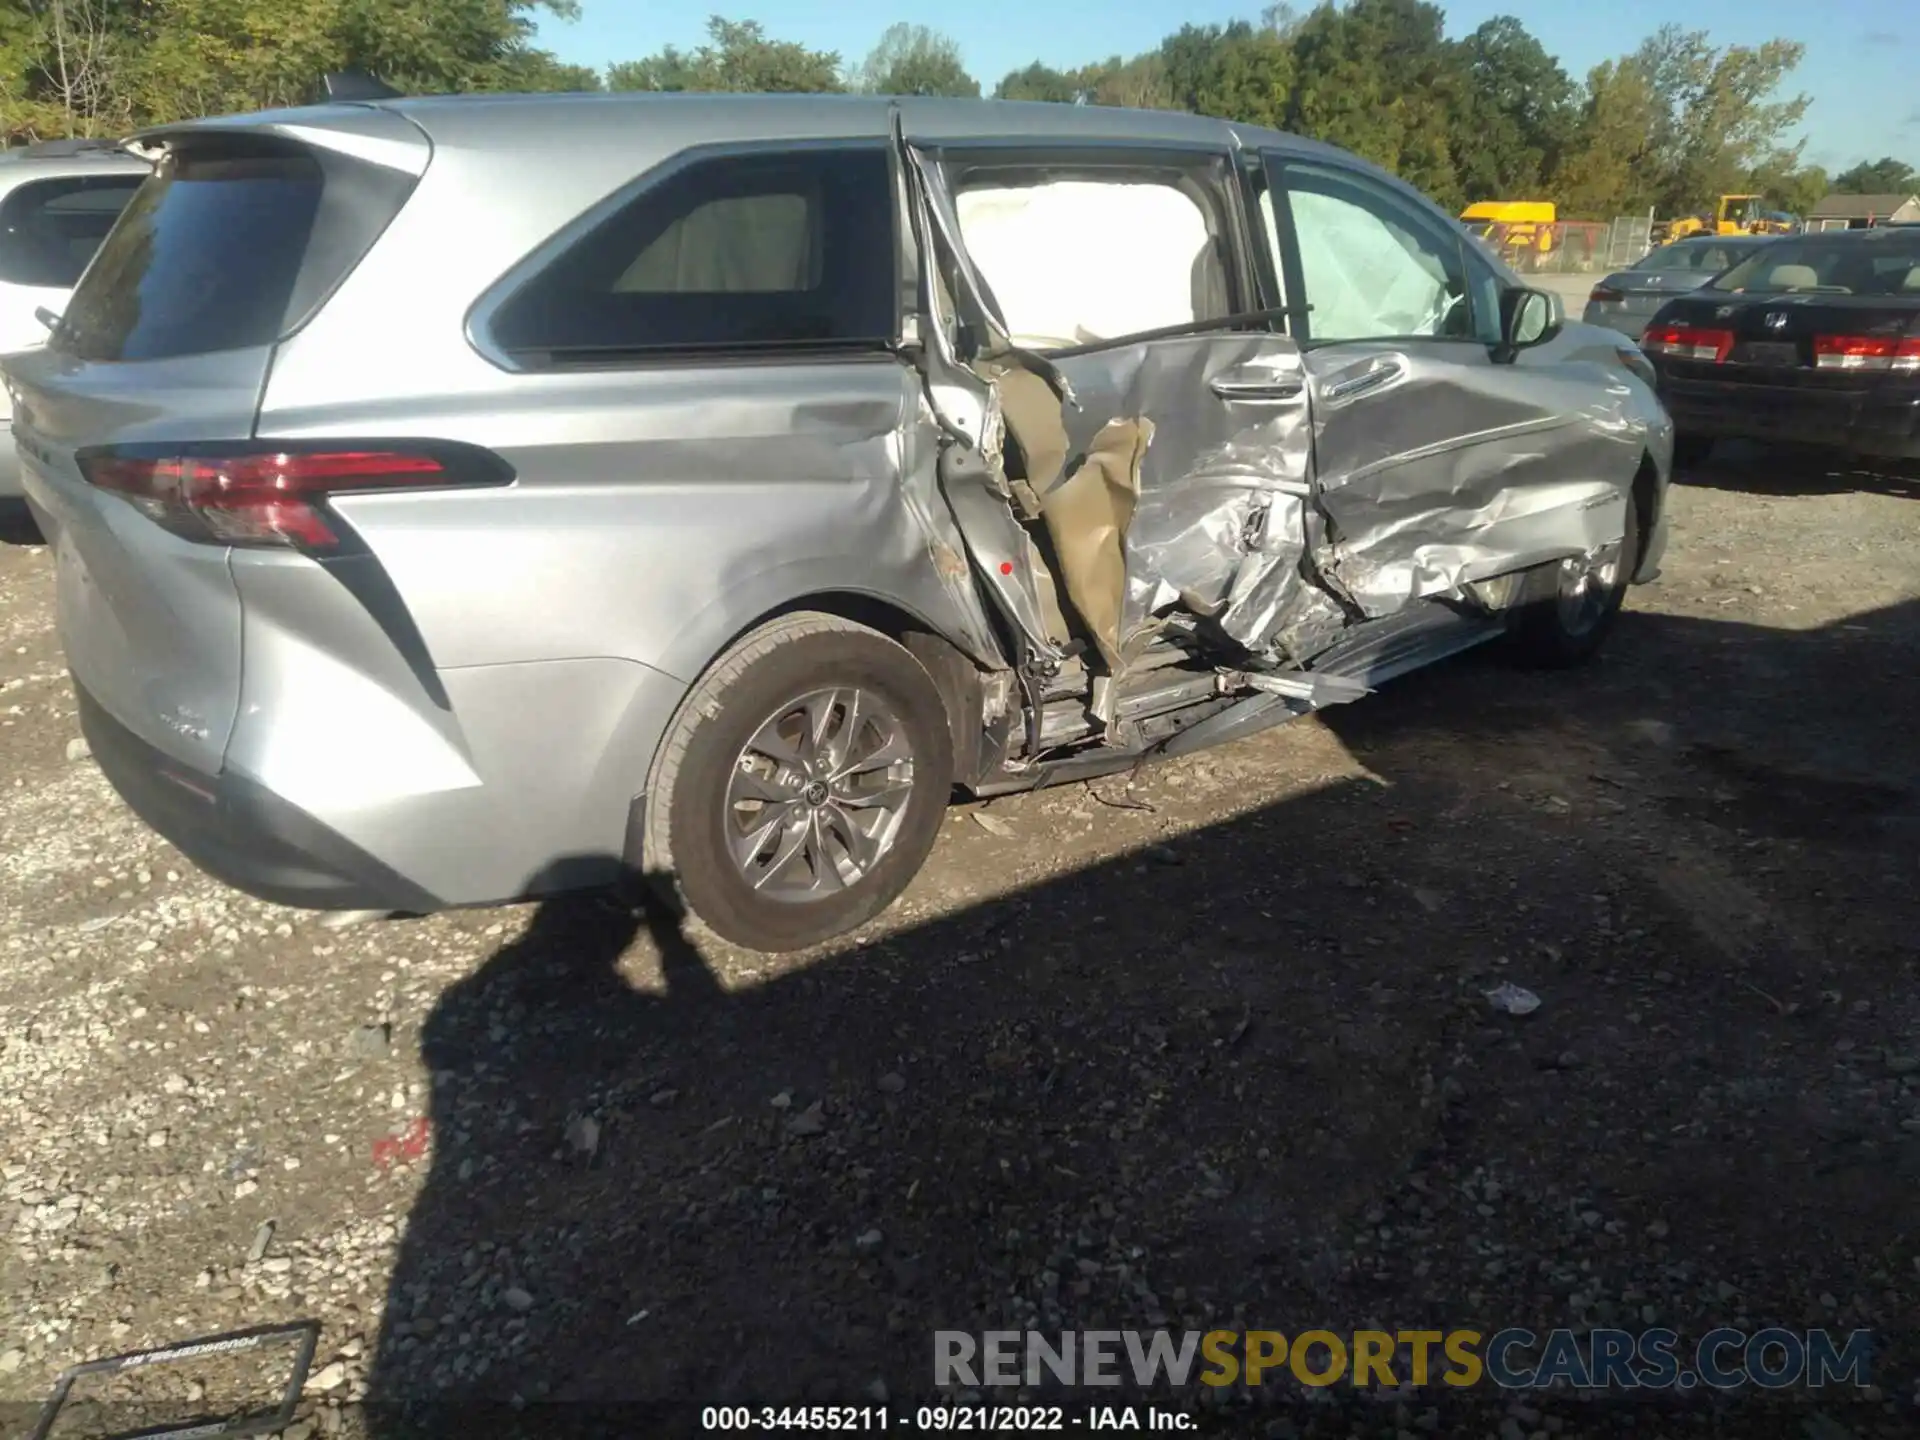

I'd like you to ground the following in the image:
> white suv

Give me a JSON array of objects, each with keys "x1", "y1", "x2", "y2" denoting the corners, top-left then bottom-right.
[{"x1": 0, "y1": 139, "x2": 149, "y2": 502}]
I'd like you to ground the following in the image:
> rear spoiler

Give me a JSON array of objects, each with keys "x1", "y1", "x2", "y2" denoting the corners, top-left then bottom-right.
[{"x1": 119, "y1": 70, "x2": 412, "y2": 167}]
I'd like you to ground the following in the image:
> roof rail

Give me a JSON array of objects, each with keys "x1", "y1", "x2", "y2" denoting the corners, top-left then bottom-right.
[{"x1": 318, "y1": 69, "x2": 402, "y2": 103}]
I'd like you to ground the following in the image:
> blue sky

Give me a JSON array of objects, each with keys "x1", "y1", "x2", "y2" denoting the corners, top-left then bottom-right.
[{"x1": 532, "y1": 0, "x2": 1917, "y2": 172}]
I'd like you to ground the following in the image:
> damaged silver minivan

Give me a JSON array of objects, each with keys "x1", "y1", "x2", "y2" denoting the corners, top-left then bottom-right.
[{"x1": 4, "y1": 94, "x2": 1672, "y2": 952}]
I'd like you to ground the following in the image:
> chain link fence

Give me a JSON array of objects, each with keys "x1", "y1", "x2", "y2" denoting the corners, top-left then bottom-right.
[{"x1": 1472, "y1": 218, "x2": 1657, "y2": 275}]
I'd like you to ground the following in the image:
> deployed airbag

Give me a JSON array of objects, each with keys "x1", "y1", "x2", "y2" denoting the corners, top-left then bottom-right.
[
  {"x1": 955, "y1": 180, "x2": 1215, "y2": 347},
  {"x1": 1288, "y1": 188, "x2": 1452, "y2": 340}
]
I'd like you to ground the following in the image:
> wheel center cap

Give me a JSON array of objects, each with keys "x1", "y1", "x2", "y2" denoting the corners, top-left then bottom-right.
[{"x1": 803, "y1": 780, "x2": 830, "y2": 807}]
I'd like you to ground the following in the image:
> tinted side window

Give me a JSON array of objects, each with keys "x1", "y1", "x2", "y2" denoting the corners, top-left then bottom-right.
[
  {"x1": 1274, "y1": 162, "x2": 1483, "y2": 344},
  {"x1": 0, "y1": 175, "x2": 145, "y2": 289},
  {"x1": 491, "y1": 147, "x2": 896, "y2": 359}
]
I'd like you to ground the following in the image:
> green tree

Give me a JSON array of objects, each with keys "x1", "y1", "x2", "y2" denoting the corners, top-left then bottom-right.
[
  {"x1": 993, "y1": 61, "x2": 1082, "y2": 104},
  {"x1": 1746, "y1": 148, "x2": 1826, "y2": 217},
  {"x1": 1068, "y1": 53, "x2": 1173, "y2": 109},
  {"x1": 606, "y1": 47, "x2": 697, "y2": 93},
  {"x1": 1552, "y1": 57, "x2": 1662, "y2": 216},
  {"x1": 3, "y1": 0, "x2": 143, "y2": 138},
  {"x1": 607, "y1": 17, "x2": 842, "y2": 93},
  {"x1": 1283, "y1": 0, "x2": 1466, "y2": 205},
  {"x1": 1624, "y1": 26, "x2": 1809, "y2": 218},
  {"x1": 494, "y1": 52, "x2": 603, "y2": 91},
  {"x1": 1549, "y1": 28, "x2": 1808, "y2": 221},
  {"x1": 1, "y1": 0, "x2": 588, "y2": 136},
  {"x1": 1451, "y1": 16, "x2": 1575, "y2": 203},
  {"x1": 1830, "y1": 156, "x2": 1918, "y2": 194},
  {"x1": 1158, "y1": 20, "x2": 1293, "y2": 127},
  {"x1": 852, "y1": 22, "x2": 976, "y2": 97}
]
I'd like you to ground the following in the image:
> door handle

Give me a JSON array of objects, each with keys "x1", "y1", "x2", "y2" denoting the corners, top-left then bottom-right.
[
  {"x1": 1321, "y1": 359, "x2": 1405, "y2": 403},
  {"x1": 1208, "y1": 374, "x2": 1305, "y2": 403}
]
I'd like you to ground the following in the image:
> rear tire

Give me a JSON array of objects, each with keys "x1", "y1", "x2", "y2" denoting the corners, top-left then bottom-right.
[
  {"x1": 1672, "y1": 433, "x2": 1715, "y2": 468},
  {"x1": 1507, "y1": 489, "x2": 1640, "y2": 670},
  {"x1": 641, "y1": 613, "x2": 954, "y2": 953}
]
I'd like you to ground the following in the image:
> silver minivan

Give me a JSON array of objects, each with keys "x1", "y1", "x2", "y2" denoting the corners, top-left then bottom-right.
[{"x1": 3, "y1": 94, "x2": 1673, "y2": 952}]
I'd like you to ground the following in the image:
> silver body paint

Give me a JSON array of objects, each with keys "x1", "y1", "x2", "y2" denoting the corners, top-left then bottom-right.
[{"x1": 2, "y1": 94, "x2": 1671, "y2": 914}]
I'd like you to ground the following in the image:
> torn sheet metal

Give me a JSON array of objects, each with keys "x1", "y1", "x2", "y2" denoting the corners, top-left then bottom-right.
[
  {"x1": 897, "y1": 395, "x2": 1008, "y2": 666},
  {"x1": 897, "y1": 125, "x2": 1075, "y2": 668},
  {"x1": 1042, "y1": 333, "x2": 1327, "y2": 660},
  {"x1": 1304, "y1": 338, "x2": 1647, "y2": 618},
  {"x1": 1244, "y1": 668, "x2": 1371, "y2": 706},
  {"x1": 906, "y1": 132, "x2": 1336, "y2": 671}
]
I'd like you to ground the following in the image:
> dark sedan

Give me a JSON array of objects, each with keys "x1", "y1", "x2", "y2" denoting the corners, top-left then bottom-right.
[
  {"x1": 1642, "y1": 228, "x2": 1920, "y2": 465},
  {"x1": 1582, "y1": 235, "x2": 1777, "y2": 342}
]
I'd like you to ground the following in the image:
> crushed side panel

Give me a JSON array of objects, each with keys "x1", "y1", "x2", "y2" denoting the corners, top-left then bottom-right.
[{"x1": 1305, "y1": 344, "x2": 1640, "y2": 618}]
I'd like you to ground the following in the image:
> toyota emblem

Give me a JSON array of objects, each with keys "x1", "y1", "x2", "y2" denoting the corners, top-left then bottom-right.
[{"x1": 1764, "y1": 311, "x2": 1789, "y2": 331}]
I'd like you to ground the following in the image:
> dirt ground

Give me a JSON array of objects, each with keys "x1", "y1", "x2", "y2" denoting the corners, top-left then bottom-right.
[{"x1": 1, "y1": 445, "x2": 1918, "y2": 1440}]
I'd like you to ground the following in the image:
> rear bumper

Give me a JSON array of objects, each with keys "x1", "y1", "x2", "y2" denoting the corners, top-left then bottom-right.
[
  {"x1": 78, "y1": 682, "x2": 443, "y2": 914},
  {"x1": 1658, "y1": 372, "x2": 1920, "y2": 457}
]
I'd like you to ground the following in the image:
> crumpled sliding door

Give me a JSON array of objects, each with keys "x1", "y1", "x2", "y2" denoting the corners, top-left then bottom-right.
[{"x1": 895, "y1": 119, "x2": 1334, "y2": 727}]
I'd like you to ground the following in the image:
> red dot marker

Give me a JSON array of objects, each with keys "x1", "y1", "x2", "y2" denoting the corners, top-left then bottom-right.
[{"x1": 999, "y1": 561, "x2": 1014, "y2": 574}]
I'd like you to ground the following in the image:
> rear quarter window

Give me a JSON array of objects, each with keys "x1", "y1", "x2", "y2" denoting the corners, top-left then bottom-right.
[
  {"x1": 488, "y1": 145, "x2": 897, "y2": 362},
  {"x1": 0, "y1": 174, "x2": 144, "y2": 289}
]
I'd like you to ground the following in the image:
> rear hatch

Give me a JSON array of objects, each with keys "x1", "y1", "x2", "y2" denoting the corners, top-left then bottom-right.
[{"x1": 2, "y1": 112, "x2": 428, "y2": 773}]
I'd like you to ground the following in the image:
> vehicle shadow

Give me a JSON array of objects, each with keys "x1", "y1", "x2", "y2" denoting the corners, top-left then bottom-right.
[
  {"x1": 1676, "y1": 439, "x2": 1920, "y2": 500},
  {"x1": 359, "y1": 599, "x2": 1920, "y2": 1439},
  {"x1": 0, "y1": 498, "x2": 44, "y2": 545}
]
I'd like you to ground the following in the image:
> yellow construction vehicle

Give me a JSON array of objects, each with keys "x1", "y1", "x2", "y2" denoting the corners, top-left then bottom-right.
[
  {"x1": 1460, "y1": 201, "x2": 1557, "y2": 260},
  {"x1": 1663, "y1": 195, "x2": 1795, "y2": 243}
]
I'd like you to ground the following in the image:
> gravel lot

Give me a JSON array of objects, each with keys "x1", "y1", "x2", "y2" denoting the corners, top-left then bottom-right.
[{"x1": 2, "y1": 447, "x2": 1918, "y2": 1440}]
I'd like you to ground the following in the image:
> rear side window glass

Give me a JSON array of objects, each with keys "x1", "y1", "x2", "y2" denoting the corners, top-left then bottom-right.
[
  {"x1": 0, "y1": 175, "x2": 144, "y2": 289},
  {"x1": 56, "y1": 143, "x2": 416, "y2": 363},
  {"x1": 490, "y1": 146, "x2": 896, "y2": 359}
]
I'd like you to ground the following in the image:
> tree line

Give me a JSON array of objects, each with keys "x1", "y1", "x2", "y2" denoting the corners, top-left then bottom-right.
[{"x1": 4, "y1": 0, "x2": 1914, "y2": 222}]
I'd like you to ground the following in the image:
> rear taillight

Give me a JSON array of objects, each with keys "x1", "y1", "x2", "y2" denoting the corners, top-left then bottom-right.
[
  {"x1": 75, "y1": 443, "x2": 511, "y2": 549},
  {"x1": 1811, "y1": 335, "x2": 1920, "y2": 372},
  {"x1": 1589, "y1": 287, "x2": 1623, "y2": 304},
  {"x1": 1643, "y1": 323, "x2": 1734, "y2": 362}
]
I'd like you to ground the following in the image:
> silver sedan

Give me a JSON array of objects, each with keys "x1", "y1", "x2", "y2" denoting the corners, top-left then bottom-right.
[{"x1": 1583, "y1": 235, "x2": 1780, "y2": 341}]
